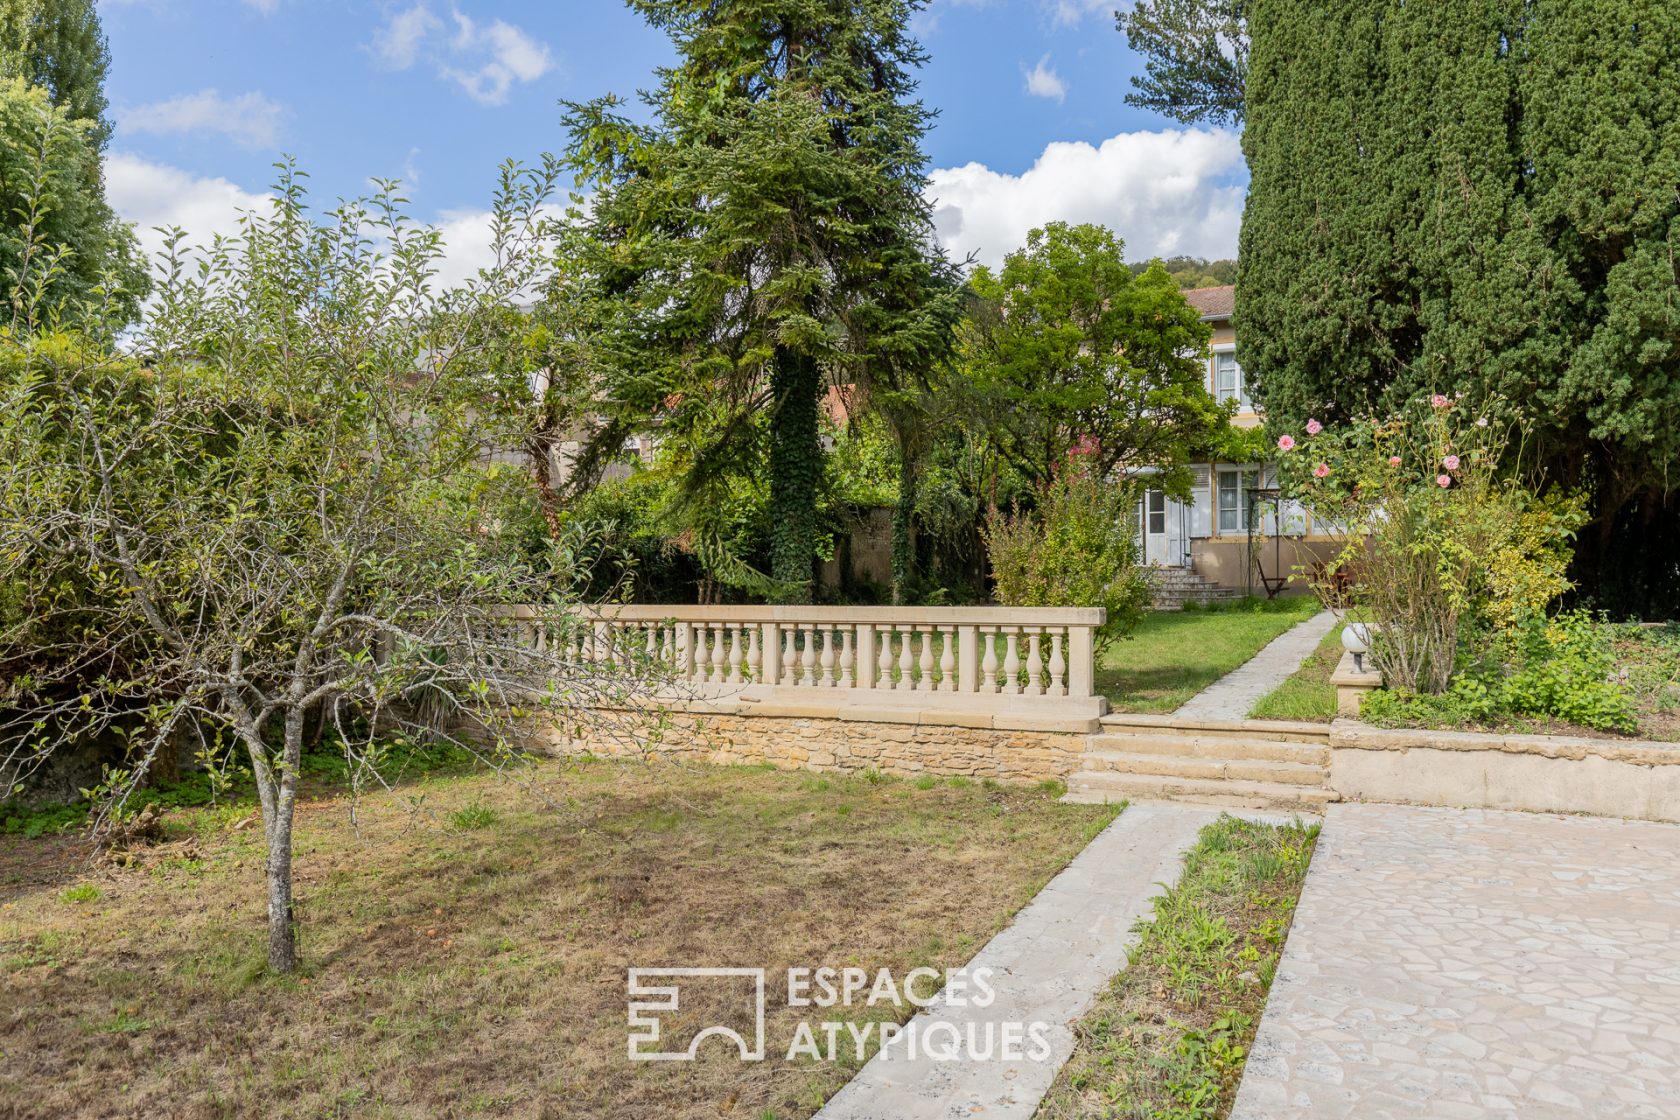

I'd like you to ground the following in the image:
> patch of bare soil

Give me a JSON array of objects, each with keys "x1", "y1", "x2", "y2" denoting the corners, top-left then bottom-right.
[{"x1": 0, "y1": 761, "x2": 1116, "y2": 1119}]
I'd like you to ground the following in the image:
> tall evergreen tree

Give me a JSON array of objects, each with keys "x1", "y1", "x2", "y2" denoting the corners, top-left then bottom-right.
[
  {"x1": 555, "y1": 0, "x2": 959, "y2": 602},
  {"x1": 1239, "y1": 0, "x2": 1680, "y2": 616},
  {"x1": 1116, "y1": 0, "x2": 1248, "y2": 126}
]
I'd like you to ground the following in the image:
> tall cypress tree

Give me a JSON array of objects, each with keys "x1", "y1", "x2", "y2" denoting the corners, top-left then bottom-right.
[
  {"x1": 556, "y1": 0, "x2": 958, "y2": 602},
  {"x1": 1239, "y1": 0, "x2": 1680, "y2": 615}
]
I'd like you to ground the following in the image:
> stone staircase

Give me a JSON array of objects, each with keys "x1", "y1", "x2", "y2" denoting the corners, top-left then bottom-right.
[
  {"x1": 1145, "y1": 567, "x2": 1242, "y2": 610},
  {"x1": 1066, "y1": 713, "x2": 1335, "y2": 814}
]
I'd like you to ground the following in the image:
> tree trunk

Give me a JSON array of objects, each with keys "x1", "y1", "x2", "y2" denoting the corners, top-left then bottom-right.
[
  {"x1": 528, "y1": 426, "x2": 564, "y2": 540},
  {"x1": 891, "y1": 450, "x2": 917, "y2": 605},
  {"x1": 768, "y1": 346, "x2": 821, "y2": 602},
  {"x1": 258, "y1": 710, "x2": 304, "y2": 974}
]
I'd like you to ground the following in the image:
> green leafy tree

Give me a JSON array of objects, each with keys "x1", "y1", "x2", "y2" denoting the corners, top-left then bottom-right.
[
  {"x1": 1116, "y1": 0, "x2": 1247, "y2": 126},
  {"x1": 1238, "y1": 0, "x2": 1680, "y2": 617},
  {"x1": 0, "y1": 77, "x2": 142, "y2": 327},
  {"x1": 554, "y1": 0, "x2": 960, "y2": 602},
  {"x1": 961, "y1": 222, "x2": 1227, "y2": 492},
  {"x1": 0, "y1": 0, "x2": 110, "y2": 147},
  {"x1": 0, "y1": 166, "x2": 652, "y2": 974}
]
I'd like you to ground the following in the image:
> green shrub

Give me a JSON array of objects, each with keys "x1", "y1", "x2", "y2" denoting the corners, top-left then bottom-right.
[
  {"x1": 985, "y1": 447, "x2": 1149, "y2": 650},
  {"x1": 1363, "y1": 611, "x2": 1636, "y2": 733}
]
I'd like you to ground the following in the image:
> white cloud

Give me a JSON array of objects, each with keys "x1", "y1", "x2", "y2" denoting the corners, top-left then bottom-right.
[
  {"x1": 370, "y1": 4, "x2": 442, "y2": 70},
  {"x1": 1023, "y1": 54, "x2": 1066, "y2": 102},
  {"x1": 927, "y1": 128, "x2": 1246, "y2": 270},
  {"x1": 105, "y1": 152, "x2": 273, "y2": 267},
  {"x1": 105, "y1": 154, "x2": 545, "y2": 296},
  {"x1": 369, "y1": 4, "x2": 554, "y2": 106},
  {"x1": 1045, "y1": 0, "x2": 1112, "y2": 29},
  {"x1": 118, "y1": 89, "x2": 286, "y2": 151}
]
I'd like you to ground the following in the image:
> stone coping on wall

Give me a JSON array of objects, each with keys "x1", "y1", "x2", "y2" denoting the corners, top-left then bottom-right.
[
  {"x1": 1328, "y1": 718, "x2": 1680, "y2": 823},
  {"x1": 1330, "y1": 719, "x2": 1680, "y2": 765}
]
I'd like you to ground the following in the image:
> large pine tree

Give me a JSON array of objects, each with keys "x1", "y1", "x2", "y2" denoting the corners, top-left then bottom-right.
[
  {"x1": 1238, "y1": 0, "x2": 1680, "y2": 615},
  {"x1": 554, "y1": 0, "x2": 958, "y2": 601}
]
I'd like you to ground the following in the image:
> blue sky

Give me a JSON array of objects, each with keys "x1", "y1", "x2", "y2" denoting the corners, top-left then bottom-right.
[{"x1": 100, "y1": 0, "x2": 1246, "y2": 278}]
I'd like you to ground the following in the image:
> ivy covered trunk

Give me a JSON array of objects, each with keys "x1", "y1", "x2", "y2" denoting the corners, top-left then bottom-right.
[{"x1": 768, "y1": 346, "x2": 821, "y2": 602}]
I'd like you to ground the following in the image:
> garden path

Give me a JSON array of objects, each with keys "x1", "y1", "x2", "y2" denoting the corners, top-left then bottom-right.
[
  {"x1": 815, "y1": 802, "x2": 1292, "y2": 1120},
  {"x1": 1174, "y1": 608, "x2": 1337, "y2": 719},
  {"x1": 1232, "y1": 803, "x2": 1680, "y2": 1118}
]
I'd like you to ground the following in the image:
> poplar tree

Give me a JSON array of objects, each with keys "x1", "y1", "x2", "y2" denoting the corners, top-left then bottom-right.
[
  {"x1": 555, "y1": 0, "x2": 958, "y2": 601},
  {"x1": 1238, "y1": 0, "x2": 1680, "y2": 615},
  {"x1": 0, "y1": 0, "x2": 110, "y2": 147}
]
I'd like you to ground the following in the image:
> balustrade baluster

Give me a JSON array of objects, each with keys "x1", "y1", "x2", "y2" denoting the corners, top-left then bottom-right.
[
  {"x1": 782, "y1": 627, "x2": 798, "y2": 686},
  {"x1": 1002, "y1": 629, "x2": 1022, "y2": 695},
  {"x1": 916, "y1": 629, "x2": 935, "y2": 691},
  {"x1": 878, "y1": 627, "x2": 894, "y2": 689},
  {"x1": 939, "y1": 628, "x2": 956, "y2": 692},
  {"x1": 1025, "y1": 631, "x2": 1044, "y2": 696},
  {"x1": 727, "y1": 626, "x2": 744, "y2": 685},
  {"x1": 819, "y1": 629, "x2": 836, "y2": 687},
  {"x1": 839, "y1": 628, "x2": 855, "y2": 688},
  {"x1": 747, "y1": 626, "x2": 762, "y2": 683},
  {"x1": 710, "y1": 624, "x2": 727, "y2": 684},
  {"x1": 894, "y1": 627, "x2": 913, "y2": 691},
  {"x1": 981, "y1": 629, "x2": 999, "y2": 693},
  {"x1": 1048, "y1": 631, "x2": 1066, "y2": 694},
  {"x1": 800, "y1": 625, "x2": 818, "y2": 686}
]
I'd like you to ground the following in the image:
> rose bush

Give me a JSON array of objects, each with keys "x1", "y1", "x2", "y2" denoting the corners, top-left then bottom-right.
[{"x1": 1273, "y1": 395, "x2": 1583, "y2": 693}]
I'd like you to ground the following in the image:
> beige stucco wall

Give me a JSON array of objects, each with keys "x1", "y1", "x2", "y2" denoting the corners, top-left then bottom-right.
[
  {"x1": 533, "y1": 709, "x2": 1088, "y2": 784},
  {"x1": 1330, "y1": 722, "x2": 1680, "y2": 824},
  {"x1": 1190, "y1": 537, "x2": 1340, "y2": 596}
]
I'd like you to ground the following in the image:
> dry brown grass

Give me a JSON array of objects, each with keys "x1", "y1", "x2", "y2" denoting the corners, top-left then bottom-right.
[{"x1": 0, "y1": 759, "x2": 1116, "y2": 1119}]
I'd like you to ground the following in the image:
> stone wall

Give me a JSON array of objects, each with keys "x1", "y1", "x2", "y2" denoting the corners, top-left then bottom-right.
[
  {"x1": 1330, "y1": 722, "x2": 1680, "y2": 824},
  {"x1": 532, "y1": 706, "x2": 1090, "y2": 785}
]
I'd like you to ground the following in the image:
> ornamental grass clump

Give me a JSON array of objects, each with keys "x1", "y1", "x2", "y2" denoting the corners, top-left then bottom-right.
[{"x1": 1275, "y1": 395, "x2": 1581, "y2": 694}]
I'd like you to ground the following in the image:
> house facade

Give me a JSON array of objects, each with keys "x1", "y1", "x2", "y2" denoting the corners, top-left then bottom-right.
[{"x1": 1133, "y1": 285, "x2": 1334, "y2": 599}]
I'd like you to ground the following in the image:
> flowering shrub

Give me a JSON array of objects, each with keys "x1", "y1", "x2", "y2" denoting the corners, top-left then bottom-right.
[
  {"x1": 984, "y1": 440, "x2": 1149, "y2": 651},
  {"x1": 1273, "y1": 395, "x2": 1582, "y2": 693}
]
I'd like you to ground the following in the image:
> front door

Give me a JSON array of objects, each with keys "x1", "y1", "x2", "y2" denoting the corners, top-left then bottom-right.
[{"x1": 1144, "y1": 490, "x2": 1170, "y2": 566}]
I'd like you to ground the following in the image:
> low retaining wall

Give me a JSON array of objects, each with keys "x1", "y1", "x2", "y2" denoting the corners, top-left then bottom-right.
[
  {"x1": 1330, "y1": 721, "x2": 1680, "y2": 824},
  {"x1": 533, "y1": 701, "x2": 1092, "y2": 785}
]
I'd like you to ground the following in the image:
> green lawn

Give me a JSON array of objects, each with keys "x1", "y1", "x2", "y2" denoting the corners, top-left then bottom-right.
[
  {"x1": 1099, "y1": 597, "x2": 1325, "y2": 713},
  {"x1": 1249, "y1": 622, "x2": 1345, "y2": 722},
  {"x1": 1036, "y1": 815, "x2": 1320, "y2": 1119}
]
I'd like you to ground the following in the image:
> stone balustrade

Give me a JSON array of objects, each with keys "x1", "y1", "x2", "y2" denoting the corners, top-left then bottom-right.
[{"x1": 506, "y1": 604, "x2": 1109, "y2": 722}]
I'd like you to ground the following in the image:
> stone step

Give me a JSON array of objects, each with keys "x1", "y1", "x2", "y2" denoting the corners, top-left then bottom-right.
[
  {"x1": 1064, "y1": 770, "x2": 1337, "y2": 813},
  {"x1": 1081, "y1": 749, "x2": 1325, "y2": 786},
  {"x1": 1099, "y1": 714, "x2": 1332, "y2": 745},
  {"x1": 1085, "y1": 732, "x2": 1329, "y2": 766}
]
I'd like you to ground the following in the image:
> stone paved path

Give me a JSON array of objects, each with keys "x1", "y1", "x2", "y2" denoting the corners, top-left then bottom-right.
[
  {"x1": 1174, "y1": 609, "x2": 1337, "y2": 720},
  {"x1": 1233, "y1": 803, "x2": 1680, "y2": 1119},
  {"x1": 815, "y1": 802, "x2": 1236, "y2": 1120}
]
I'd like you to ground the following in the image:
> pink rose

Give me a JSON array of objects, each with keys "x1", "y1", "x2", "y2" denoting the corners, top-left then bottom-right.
[
  {"x1": 1313, "y1": 463, "x2": 1331, "y2": 479},
  {"x1": 1277, "y1": 435, "x2": 1296, "y2": 451},
  {"x1": 1443, "y1": 454, "x2": 1460, "y2": 470},
  {"x1": 1436, "y1": 474, "x2": 1452, "y2": 488},
  {"x1": 1431, "y1": 394, "x2": 1450, "y2": 409},
  {"x1": 1389, "y1": 455, "x2": 1402, "y2": 467},
  {"x1": 1305, "y1": 418, "x2": 1323, "y2": 436}
]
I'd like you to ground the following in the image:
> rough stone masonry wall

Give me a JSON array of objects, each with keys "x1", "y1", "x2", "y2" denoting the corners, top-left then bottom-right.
[{"x1": 533, "y1": 709, "x2": 1089, "y2": 785}]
